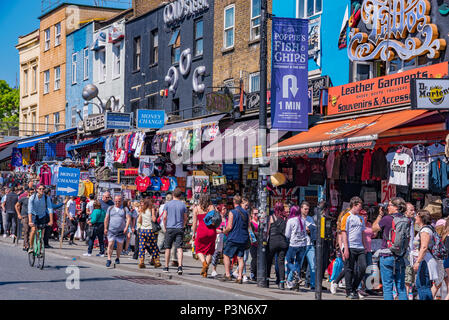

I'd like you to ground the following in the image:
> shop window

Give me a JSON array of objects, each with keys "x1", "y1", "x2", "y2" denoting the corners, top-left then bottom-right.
[
  {"x1": 55, "y1": 23, "x2": 61, "y2": 46},
  {"x1": 224, "y1": 5, "x2": 235, "y2": 49},
  {"x1": 150, "y1": 29, "x2": 158, "y2": 65},
  {"x1": 131, "y1": 100, "x2": 140, "y2": 115},
  {"x1": 298, "y1": 0, "x2": 322, "y2": 18},
  {"x1": 45, "y1": 115, "x2": 49, "y2": 132},
  {"x1": 147, "y1": 95, "x2": 157, "y2": 109},
  {"x1": 32, "y1": 112, "x2": 36, "y2": 133},
  {"x1": 374, "y1": 60, "x2": 386, "y2": 78},
  {"x1": 32, "y1": 66, "x2": 37, "y2": 93},
  {"x1": 54, "y1": 112, "x2": 60, "y2": 132},
  {"x1": 386, "y1": 57, "x2": 425, "y2": 74},
  {"x1": 44, "y1": 70, "x2": 50, "y2": 94},
  {"x1": 169, "y1": 29, "x2": 181, "y2": 65},
  {"x1": 192, "y1": 94, "x2": 202, "y2": 117},
  {"x1": 251, "y1": 0, "x2": 261, "y2": 40},
  {"x1": 194, "y1": 19, "x2": 204, "y2": 57},
  {"x1": 23, "y1": 114, "x2": 28, "y2": 134},
  {"x1": 54, "y1": 66, "x2": 60, "y2": 91},
  {"x1": 133, "y1": 36, "x2": 141, "y2": 71},
  {"x1": 353, "y1": 61, "x2": 373, "y2": 82}
]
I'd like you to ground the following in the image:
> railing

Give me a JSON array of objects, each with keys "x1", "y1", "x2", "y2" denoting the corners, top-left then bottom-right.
[{"x1": 17, "y1": 122, "x2": 66, "y2": 138}]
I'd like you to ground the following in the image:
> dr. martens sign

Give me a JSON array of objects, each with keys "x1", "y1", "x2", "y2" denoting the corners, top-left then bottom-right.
[{"x1": 348, "y1": 0, "x2": 446, "y2": 62}]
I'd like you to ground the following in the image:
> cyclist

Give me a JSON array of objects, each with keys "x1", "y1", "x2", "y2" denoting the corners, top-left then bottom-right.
[{"x1": 28, "y1": 185, "x2": 53, "y2": 253}]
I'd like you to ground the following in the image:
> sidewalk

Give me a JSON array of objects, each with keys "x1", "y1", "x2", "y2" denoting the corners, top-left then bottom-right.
[{"x1": 1, "y1": 235, "x2": 377, "y2": 300}]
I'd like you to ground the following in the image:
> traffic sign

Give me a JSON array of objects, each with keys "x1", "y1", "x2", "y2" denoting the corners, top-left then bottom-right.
[{"x1": 56, "y1": 167, "x2": 80, "y2": 197}]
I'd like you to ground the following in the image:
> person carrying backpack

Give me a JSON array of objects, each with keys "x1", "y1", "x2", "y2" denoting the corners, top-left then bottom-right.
[
  {"x1": 372, "y1": 197, "x2": 410, "y2": 300},
  {"x1": 412, "y1": 210, "x2": 440, "y2": 300}
]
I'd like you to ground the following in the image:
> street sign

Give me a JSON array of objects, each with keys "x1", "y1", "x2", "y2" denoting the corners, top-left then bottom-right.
[
  {"x1": 56, "y1": 167, "x2": 80, "y2": 197},
  {"x1": 136, "y1": 109, "x2": 166, "y2": 129},
  {"x1": 105, "y1": 112, "x2": 133, "y2": 129}
]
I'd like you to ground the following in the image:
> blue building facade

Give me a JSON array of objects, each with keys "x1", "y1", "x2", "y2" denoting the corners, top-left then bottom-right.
[
  {"x1": 65, "y1": 21, "x2": 94, "y2": 129},
  {"x1": 125, "y1": 1, "x2": 215, "y2": 120}
]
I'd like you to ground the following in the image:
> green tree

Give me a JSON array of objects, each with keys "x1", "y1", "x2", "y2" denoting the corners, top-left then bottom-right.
[{"x1": 0, "y1": 80, "x2": 19, "y2": 123}]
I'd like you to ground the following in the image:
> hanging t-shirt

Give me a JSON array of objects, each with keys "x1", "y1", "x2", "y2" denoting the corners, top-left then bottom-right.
[
  {"x1": 428, "y1": 143, "x2": 446, "y2": 162},
  {"x1": 331, "y1": 152, "x2": 341, "y2": 180},
  {"x1": 295, "y1": 157, "x2": 310, "y2": 186},
  {"x1": 347, "y1": 151, "x2": 357, "y2": 179},
  {"x1": 325, "y1": 152, "x2": 335, "y2": 179},
  {"x1": 412, "y1": 161, "x2": 430, "y2": 190},
  {"x1": 361, "y1": 150, "x2": 373, "y2": 181},
  {"x1": 135, "y1": 176, "x2": 151, "y2": 192},
  {"x1": 388, "y1": 152, "x2": 412, "y2": 186},
  {"x1": 168, "y1": 177, "x2": 178, "y2": 191},
  {"x1": 83, "y1": 180, "x2": 94, "y2": 197},
  {"x1": 371, "y1": 148, "x2": 387, "y2": 180},
  {"x1": 22, "y1": 148, "x2": 31, "y2": 166},
  {"x1": 150, "y1": 177, "x2": 161, "y2": 191},
  {"x1": 161, "y1": 134, "x2": 169, "y2": 153},
  {"x1": 412, "y1": 144, "x2": 429, "y2": 162},
  {"x1": 160, "y1": 177, "x2": 170, "y2": 191},
  {"x1": 330, "y1": 188, "x2": 339, "y2": 207},
  {"x1": 309, "y1": 158, "x2": 325, "y2": 185},
  {"x1": 78, "y1": 181, "x2": 86, "y2": 197}
]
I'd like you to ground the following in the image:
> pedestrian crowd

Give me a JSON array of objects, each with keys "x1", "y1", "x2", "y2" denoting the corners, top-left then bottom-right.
[{"x1": 2, "y1": 180, "x2": 449, "y2": 300}]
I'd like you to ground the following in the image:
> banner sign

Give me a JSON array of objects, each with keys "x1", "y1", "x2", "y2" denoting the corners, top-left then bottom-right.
[
  {"x1": 56, "y1": 167, "x2": 80, "y2": 197},
  {"x1": 328, "y1": 62, "x2": 448, "y2": 115},
  {"x1": 137, "y1": 109, "x2": 165, "y2": 129},
  {"x1": 410, "y1": 78, "x2": 449, "y2": 110},
  {"x1": 276, "y1": 140, "x2": 376, "y2": 157},
  {"x1": 381, "y1": 180, "x2": 396, "y2": 204},
  {"x1": 105, "y1": 112, "x2": 132, "y2": 130},
  {"x1": 271, "y1": 17, "x2": 309, "y2": 131}
]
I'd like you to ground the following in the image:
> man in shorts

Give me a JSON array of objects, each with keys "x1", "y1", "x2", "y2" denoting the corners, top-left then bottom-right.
[
  {"x1": 162, "y1": 188, "x2": 187, "y2": 275},
  {"x1": 28, "y1": 185, "x2": 53, "y2": 252},
  {"x1": 104, "y1": 195, "x2": 131, "y2": 268}
]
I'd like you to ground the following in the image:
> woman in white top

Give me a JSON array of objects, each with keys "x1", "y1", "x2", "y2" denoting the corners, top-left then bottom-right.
[
  {"x1": 137, "y1": 198, "x2": 160, "y2": 269},
  {"x1": 413, "y1": 210, "x2": 438, "y2": 300}
]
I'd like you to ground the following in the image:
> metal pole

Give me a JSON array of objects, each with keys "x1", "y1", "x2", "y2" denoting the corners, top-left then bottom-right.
[
  {"x1": 257, "y1": 0, "x2": 268, "y2": 288},
  {"x1": 315, "y1": 202, "x2": 325, "y2": 300}
]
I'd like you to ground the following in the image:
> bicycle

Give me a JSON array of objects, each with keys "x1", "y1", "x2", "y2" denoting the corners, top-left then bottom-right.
[{"x1": 28, "y1": 224, "x2": 46, "y2": 270}]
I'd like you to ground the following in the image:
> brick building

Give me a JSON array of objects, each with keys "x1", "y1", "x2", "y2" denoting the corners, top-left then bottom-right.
[{"x1": 38, "y1": 3, "x2": 124, "y2": 133}]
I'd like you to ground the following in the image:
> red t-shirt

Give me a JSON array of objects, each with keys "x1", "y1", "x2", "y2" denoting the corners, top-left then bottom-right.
[
  {"x1": 160, "y1": 177, "x2": 170, "y2": 191},
  {"x1": 135, "y1": 176, "x2": 151, "y2": 192}
]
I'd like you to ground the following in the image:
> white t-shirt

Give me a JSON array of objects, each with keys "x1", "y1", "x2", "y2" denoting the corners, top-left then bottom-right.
[
  {"x1": 412, "y1": 227, "x2": 438, "y2": 281},
  {"x1": 66, "y1": 199, "x2": 77, "y2": 218},
  {"x1": 388, "y1": 153, "x2": 412, "y2": 186},
  {"x1": 86, "y1": 201, "x2": 94, "y2": 214}
]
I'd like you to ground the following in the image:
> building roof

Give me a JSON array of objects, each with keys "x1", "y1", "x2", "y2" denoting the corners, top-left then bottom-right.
[{"x1": 38, "y1": 2, "x2": 125, "y2": 20}]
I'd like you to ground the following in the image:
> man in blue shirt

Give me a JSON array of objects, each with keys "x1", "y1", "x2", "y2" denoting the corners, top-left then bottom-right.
[{"x1": 28, "y1": 185, "x2": 53, "y2": 253}]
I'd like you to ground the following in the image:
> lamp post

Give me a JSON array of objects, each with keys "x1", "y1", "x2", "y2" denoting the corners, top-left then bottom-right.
[{"x1": 256, "y1": 0, "x2": 269, "y2": 288}]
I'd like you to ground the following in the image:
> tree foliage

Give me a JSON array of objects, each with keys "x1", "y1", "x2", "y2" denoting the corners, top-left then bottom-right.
[{"x1": 0, "y1": 80, "x2": 19, "y2": 123}]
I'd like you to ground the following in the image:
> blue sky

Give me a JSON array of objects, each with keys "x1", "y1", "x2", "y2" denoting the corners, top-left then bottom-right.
[{"x1": 0, "y1": 0, "x2": 130, "y2": 88}]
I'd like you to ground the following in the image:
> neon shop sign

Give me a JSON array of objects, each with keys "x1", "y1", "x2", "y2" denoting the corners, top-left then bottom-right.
[{"x1": 348, "y1": 0, "x2": 446, "y2": 62}]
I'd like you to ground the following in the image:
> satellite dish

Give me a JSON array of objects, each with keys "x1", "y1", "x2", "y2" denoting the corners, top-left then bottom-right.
[{"x1": 82, "y1": 84, "x2": 99, "y2": 101}]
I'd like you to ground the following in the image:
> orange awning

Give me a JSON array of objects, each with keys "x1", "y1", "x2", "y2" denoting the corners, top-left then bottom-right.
[{"x1": 270, "y1": 109, "x2": 429, "y2": 156}]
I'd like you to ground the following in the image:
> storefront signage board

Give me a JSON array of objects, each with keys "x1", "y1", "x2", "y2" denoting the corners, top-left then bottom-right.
[
  {"x1": 83, "y1": 113, "x2": 105, "y2": 133},
  {"x1": 328, "y1": 62, "x2": 448, "y2": 115},
  {"x1": 56, "y1": 167, "x2": 80, "y2": 197},
  {"x1": 348, "y1": 0, "x2": 446, "y2": 62},
  {"x1": 271, "y1": 17, "x2": 309, "y2": 131},
  {"x1": 410, "y1": 78, "x2": 449, "y2": 110},
  {"x1": 308, "y1": 76, "x2": 331, "y2": 106},
  {"x1": 206, "y1": 92, "x2": 233, "y2": 113},
  {"x1": 105, "y1": 112, "x2": 132, "y2": 130},
  {"x1": 136, "y1": 109, "x2": 165, "y2": 129},
  {"x1": 277, "y1": 139, "x2": 376, "y2": 157}
]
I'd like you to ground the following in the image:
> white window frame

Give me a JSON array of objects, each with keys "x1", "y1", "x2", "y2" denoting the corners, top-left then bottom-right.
[
  {"x1": 23, "y1": 69, "x2": 28, "y2": 96},
  {"x1": 23, "y1": 114, "x2": 28, "y2": 134},
  {"x1": 134, "y1": 37, "x2": 141, "y2": 71},
  {"x1": 224, "y1": 4, "x2": 235, "y2": 49},
  {"x1": 54, "y1": 112, "x2": 60, "y2": 131},
  {"x1": 72, "y1": 53, "x2": 77, "y2": 84},
  {"x1": 113, "y1": 43, "x2": 121, "y2": 79},
  {"x1": 71, "y1": 107, "x2": 76, "y2": 128},
  {"x1": 353, "y1": 61, "x2": 373, "y2": 82},
  {"x1": 150, "y1": 29, "x2": 158, "y2": 65},
  {"x1": 32, "y1": 65, "x2": 37, "y2": 93},
  {"x1": 45, "y1": 115, "x2": 49, "y2": 132},
  {"x1": 54, "y1": 66, "x2": 60, "y2": 91},
  {"x1": 99, "y1": 48, "x2": 106, "y2": 83},
  {"x1": 55, "y1": 23, "x2": 61, "y2": 46},
  {"x1": 44, "y1": 28, "x2": 50, "y2": 51},
  {"x1": 31, "y1": 112, "x2": 36, "y2": 133},
  {"x1": 249, "y1": 72, "x2": 260, "y2": 93},
  {"x1": 297, "y1": 0, "x2": 323, "y2": 19},
  {"x1": 83, "y1": 48, "x2": 89, "y2": 80},
  {"x1": 250, "y1": 0, "x2": 261, "y2": 41},
  {"x1": 43, "y1": 70, "x2": 50, "y2": 94}
]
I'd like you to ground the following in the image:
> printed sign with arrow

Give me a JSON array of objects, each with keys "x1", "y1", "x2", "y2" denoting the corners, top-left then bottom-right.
[{"x1": 56, "y1": 167, "x2": 80, "y2": 197}]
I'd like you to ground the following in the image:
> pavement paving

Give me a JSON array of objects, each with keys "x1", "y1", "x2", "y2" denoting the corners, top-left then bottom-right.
[{"x1": 0, "y1": 234, "x2": 382, "y2": 300}]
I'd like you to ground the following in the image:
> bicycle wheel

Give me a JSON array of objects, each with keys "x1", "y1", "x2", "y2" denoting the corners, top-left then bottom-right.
[
  {"x1": 28, "y1": 251, "x2": 35, "y2": 267},
  {"x1": 37, "y1": 234, "x2": 45, "y2": 270}
]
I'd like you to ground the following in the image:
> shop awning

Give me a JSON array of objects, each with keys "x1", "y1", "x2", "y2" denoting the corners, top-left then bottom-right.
[
  {"x1": 17, "y1": 133, "x2": 52, "y2": 149},
  {"x1": 189, "y1": 119, "x2": 288, "y2": 164},
  {"x1": 0, "y1": 141, "x2": 18, "y2": 161},
  {"x1": 67, "y1": 137, "x2": 105, "y2": 152},
  {"x1": 269, "y1": 109, "x2": 429, "y2": 156},
  {"x1": 157, "y1": 114, "x2": 226, "y2": 134}
]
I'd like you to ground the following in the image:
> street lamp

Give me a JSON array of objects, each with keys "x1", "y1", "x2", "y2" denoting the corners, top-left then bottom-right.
[{"x1": 82, "y1": 84, "x2": 119, "y2": 114}]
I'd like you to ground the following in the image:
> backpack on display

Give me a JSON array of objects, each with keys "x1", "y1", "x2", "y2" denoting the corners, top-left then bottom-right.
[
  {"x1": 387, "y1": 215, "x2": 411, "y2": 257},
  {"x1": 203, "y1": 209, "x2": 222, "y2": 229},
  {"x1": 422, "y1": 225, "x2": 449, "y2": 260}
]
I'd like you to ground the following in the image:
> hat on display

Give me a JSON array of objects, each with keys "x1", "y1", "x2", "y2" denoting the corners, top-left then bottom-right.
[{"x1": 270, "y1": 172, "x2": 286, "y2": 187}]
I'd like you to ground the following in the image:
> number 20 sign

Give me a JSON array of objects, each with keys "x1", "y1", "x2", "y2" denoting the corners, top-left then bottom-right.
[{"x1": 381, "y1": 180, "x2": 396, "y2": 204}]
